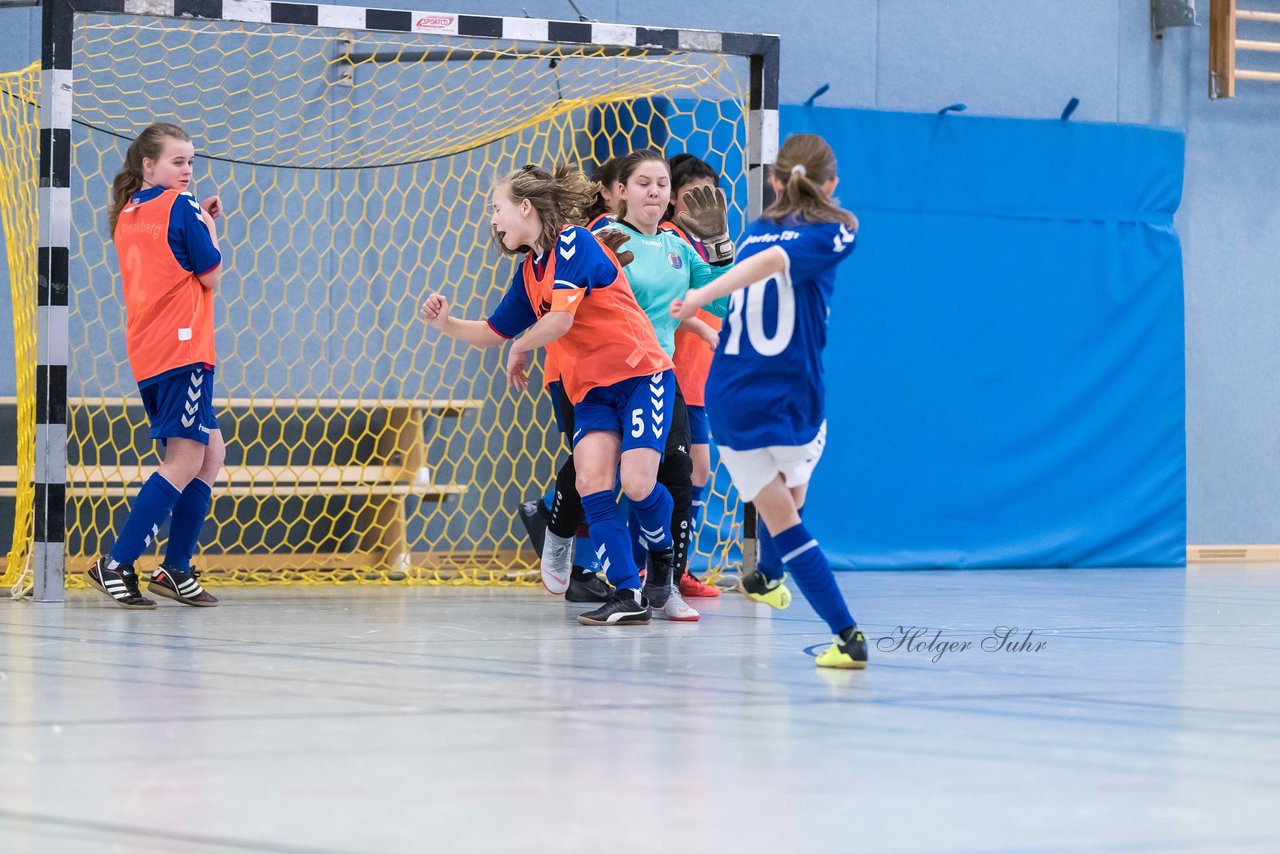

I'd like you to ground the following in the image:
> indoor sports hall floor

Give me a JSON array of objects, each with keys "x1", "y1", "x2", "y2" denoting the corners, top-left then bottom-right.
[{"x1": 1, "y1": 566, "x2": 1278, "y2": 853}]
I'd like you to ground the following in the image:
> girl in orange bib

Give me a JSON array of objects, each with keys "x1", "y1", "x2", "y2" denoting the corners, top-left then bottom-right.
[{"x1": 421, "y1": 165, "x2": 677, "y2": 626}]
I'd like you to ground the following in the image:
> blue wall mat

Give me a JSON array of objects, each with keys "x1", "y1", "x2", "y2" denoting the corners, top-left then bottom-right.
[{"x1": 781, "y1": 106, "x2": 1187, "y2": 567}]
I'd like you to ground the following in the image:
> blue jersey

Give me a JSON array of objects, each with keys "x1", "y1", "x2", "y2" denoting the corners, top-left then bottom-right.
[{"x1": 705, "y1": 216, "x2": 856, "y2": 450}]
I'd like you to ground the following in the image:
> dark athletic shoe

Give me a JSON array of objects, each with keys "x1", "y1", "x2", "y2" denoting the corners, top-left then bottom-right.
[
  {"x1": 148, "y1": 564, "x2": 219, "y2": 607},
  {"x1": 577, "y1": 588, "x2": 651, "y2": 626},
  {"x1": 565, "y1": 565, "x2": 611, "y2": 603},
  {"x1": 815, "y1": 626, "x2": 868, "y2": 670},
  {"x1": 87, "y1": 557, "x2": 156, "y2": 610}
]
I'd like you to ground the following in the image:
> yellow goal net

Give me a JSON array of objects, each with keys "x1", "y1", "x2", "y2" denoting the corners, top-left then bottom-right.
[{"x1": 3, "y1": 6, "x2": 777, "y2": 592}]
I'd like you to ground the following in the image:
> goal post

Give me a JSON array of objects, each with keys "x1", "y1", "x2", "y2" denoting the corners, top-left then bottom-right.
[{"x1": 18, "y1": 1, "x2": 778, "y2": 600}]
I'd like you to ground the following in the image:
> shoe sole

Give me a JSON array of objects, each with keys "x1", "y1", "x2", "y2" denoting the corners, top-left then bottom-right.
[
  {"x1": 656, "y1": 612, "x2": 700, "y2": 622},
  {"x1": 816, "y1": 660, "x2": 868, "y2": 670},
  {"x1": 681, "y1": 587, "x2": 721, "y2": 598},
  {"x1": 148, "y1": 584, "x2": 219, "y2": 607},
  {"x1": 540, "y1": 574, "x2": 571, "y2": 596},
  {"x1": 747, "y1": 592, "x2": 791, "y2": 610},
  {"x1": 86, "y1": 573, "x2": 156, "y2": 610},
  {"x1": 577, "y1": 614, "x2": 651, "y2": 626}
]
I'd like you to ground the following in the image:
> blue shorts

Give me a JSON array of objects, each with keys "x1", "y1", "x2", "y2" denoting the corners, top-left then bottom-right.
[
  {"x1": 687, "y1": 404, "x2": 710, "y2": 446},
  {"x1": 572, "y1": 369, "x2": 676, "y2": 454},
  {"x1": 139, "y1": 364, "x2": 219, "y2": 445}
]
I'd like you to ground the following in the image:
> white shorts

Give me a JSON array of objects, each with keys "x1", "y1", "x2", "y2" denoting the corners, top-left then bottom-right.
[{"x1": 717, "y1": 421, "x2": 827, "y2": 503}]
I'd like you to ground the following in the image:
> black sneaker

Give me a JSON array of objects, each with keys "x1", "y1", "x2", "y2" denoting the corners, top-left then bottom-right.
[
  {"x1": 577, "y1": 588, "x2": 651, "y2": 626},
  {"x1": 815, "y1": 625, "x2": 869, "y2": 670},
  {"x1": 149, "y1": 564, "x2": 219, "y2": 607},
  {"x1": 565, "y1": 565, "x2": 611, "y2": 603},
  {"x1": 518, "y1": 496, "x2": 550, "y2": 558},
  {"x1": 86, "y1": 557, "x2": 156, "y2": 610},
  {"x1": 741, "y1": 569, "x2": 792, "y2": 610}
]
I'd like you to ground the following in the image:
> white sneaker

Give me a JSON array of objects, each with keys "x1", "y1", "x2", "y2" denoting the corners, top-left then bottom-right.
[
  {"x1": 655, "y1": 586, "x2": 699, "y2": 622},
  {"x1": 540, "y1": 531, "x2": 574, "y2": 595}
]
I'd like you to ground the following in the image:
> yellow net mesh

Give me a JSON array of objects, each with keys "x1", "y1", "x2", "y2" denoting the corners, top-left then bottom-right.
[
  {"x1": 0, "y1": 62, "x2": 39, "y2": 596},
  {"x1": 4, "y1": 15, "x2": 750, "y2": 587}
]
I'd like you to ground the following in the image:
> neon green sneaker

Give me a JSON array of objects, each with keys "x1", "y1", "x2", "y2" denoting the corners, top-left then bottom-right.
[
  {"x1": 815, "y1": 627, "x2": 868, "y2": 670},
  {"x1": 741, "y1": 570, "x2": 792, "y2": 610}
]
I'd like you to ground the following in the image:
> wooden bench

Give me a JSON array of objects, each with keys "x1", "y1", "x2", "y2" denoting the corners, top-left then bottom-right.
[{"x1": 0, "y1": 395, "x2": 481, "y2": 572}]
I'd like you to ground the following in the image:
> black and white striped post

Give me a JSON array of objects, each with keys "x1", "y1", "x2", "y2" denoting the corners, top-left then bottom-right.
[
  {"x1": 742, "y1": 33, "x2": 779, "y2": 577},
  {"x1": 34, "y1": 0, "x2": 74, "y2": 602}
]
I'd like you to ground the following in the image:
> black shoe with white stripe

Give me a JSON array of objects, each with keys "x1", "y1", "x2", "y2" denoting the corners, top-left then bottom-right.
[
  {"x1": 87, "y1": 557, "x2": 156, "y2": 610},
  {"x1": 149, "y1": 564, "x2": 219, "y2": 607},
  {"x1": 577, "y1": 587, "x2": 651, "y2": 626}
]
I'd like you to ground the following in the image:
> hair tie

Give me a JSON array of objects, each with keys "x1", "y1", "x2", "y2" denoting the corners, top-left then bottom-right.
[{"x1": 790, "y1": 164, "x2": 807, "y2": 178}]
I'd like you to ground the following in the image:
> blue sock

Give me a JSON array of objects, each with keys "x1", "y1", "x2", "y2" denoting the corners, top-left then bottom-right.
[
  {"x1": 109, "y1": 473, "x2": 182, "y2": 568},
  {"x1": 756, "y1": 506, "x2": 802, "y2": 581},
  {"x1": 581, "y1": 490, "x2": 641, "y2": 590},
  {"x1": 690, "y1": 483, "x2": 706, "y2": 527},
  {"x1": 631, "y1": 483, "x2": 673, "y2": 552},
  {"x1": 164, "y1": 477, "x2": 212, "y2": 571},
  {"x1": 628, "y1": 507, "x2": 648, "y2": 569},
  {"x1": 577, "y1": 534, "x2": 597, "y2": 571},
  {"x1": 773, "y1": 522, "x2": 855, "y2": 635}
]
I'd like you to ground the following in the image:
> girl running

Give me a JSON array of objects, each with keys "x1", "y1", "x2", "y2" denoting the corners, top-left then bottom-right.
[{"x1": 671, "y1": 134, "x2": 867, "y2": 668}]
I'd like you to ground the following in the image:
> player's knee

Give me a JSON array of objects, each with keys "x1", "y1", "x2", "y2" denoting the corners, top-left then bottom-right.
[
  {"x1": 200, "y1": 443, "x2": 226, "y2": 480},
  {"x1": 160, "y1": 460, "x2": 200, "y2": 491},
  {"x1": 576, "y1": 471, "x2": 611, "y2": 497},
  {"x1": 619, "y1": 472, "x2": 657, "y2": 502}
]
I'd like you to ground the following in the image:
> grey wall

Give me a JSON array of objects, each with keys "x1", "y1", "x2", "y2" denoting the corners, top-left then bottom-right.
[{"x1": 2, "y1": 1, "x2": 1279, "y2": 545}]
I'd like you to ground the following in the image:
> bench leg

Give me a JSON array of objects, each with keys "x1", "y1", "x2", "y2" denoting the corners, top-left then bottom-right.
[
  {"x1": 357, "y1": 494, "x2": 409, "y2": 574},
  {"x1": 382, "y1": 406, "x2": 426, "y2": 482}
]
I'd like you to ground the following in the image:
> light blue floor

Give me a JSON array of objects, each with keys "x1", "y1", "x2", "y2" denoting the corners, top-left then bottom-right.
[{"x1": 2, "y1": 566, "x2": 1279, "y2": 853}]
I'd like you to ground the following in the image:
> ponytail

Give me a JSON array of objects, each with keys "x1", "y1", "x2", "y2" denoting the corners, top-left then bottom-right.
[
  {"x1": 107, "y1": 122, "x2": 191, "y2": 235},
  {"x1": 761, "y1": 133, "x2": 855, "y2": 229}
]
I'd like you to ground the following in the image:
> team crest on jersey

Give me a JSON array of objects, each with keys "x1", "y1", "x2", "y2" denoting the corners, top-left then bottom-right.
[{"x1": 667, "y1": 252, "x2": 683, "y2": 270}]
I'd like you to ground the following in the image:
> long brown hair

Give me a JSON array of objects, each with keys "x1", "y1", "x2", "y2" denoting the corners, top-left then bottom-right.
[
  {"x1": 493, "y1": 163, "x2": 598, "y2": 256},
  {"x1": 583, "y1": 157, "x2": 620, "y2": 222},
  {"x1": 612, "y1": 148, "x2": 668, "y2": 222},
  {"x1": 107, "y1": 122, "x2": 191, "y2": 235},
  {"x1": 762, "y1": 133, "x2": 855, "y2": 228}
]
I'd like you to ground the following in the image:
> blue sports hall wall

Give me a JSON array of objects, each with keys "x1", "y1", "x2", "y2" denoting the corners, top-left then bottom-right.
[{"x1": 780, "y1": 105, "x2": 1187, "y2": 567}]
